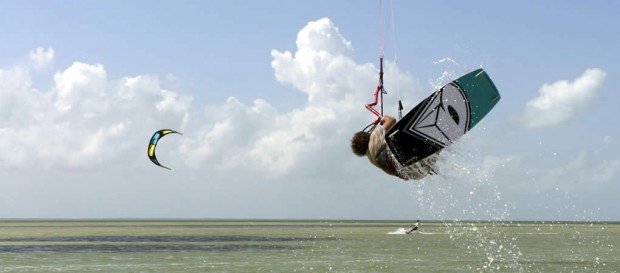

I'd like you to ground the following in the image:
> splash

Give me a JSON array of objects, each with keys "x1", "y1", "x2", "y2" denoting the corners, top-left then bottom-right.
[
  {"x1": 386, "y1": 228, "x2": 409, "y2": 235},
  {"x1": 414, "y1": 143, "x2": 525, "y2": 272},
  {"x1": 429, "y1": 57, "x2": 466, "y2": 89},
  {"x1": 432, "y1": 57, "x2": 461, "y2": 67},
  {"x1": 408, "y1": 62, "x2": 526, "y2": 272},
  {"x1": 403, "y1": 61, "x2": 616, "y2": 272}
]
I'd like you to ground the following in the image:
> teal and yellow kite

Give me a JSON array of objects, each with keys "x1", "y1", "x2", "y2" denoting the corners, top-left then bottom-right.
[{"x1": 148, "y1": 129, "x2": 182, "y2": 170}]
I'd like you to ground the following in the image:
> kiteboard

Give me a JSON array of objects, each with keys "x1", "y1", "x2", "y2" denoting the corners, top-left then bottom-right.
[{"x1": 385, "y1": 69, "x2": 500, "y2": 166}]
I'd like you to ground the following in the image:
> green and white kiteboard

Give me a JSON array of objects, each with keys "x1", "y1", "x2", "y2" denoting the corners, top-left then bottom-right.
[{"x1": 385, "y1": 69, "x2": 500, "y2": 166}]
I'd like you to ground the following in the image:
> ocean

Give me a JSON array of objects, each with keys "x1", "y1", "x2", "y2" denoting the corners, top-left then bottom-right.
[{"x1": 0, "y1": 220, "x2": 617, "y2": 272}]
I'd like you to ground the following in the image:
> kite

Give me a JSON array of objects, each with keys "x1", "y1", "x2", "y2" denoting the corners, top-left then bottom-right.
[{"x1": 148, "y1": 129, "x2": 182, "y2": 170}]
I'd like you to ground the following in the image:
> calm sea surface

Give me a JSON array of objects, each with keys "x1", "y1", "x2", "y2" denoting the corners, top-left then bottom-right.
[{"x1": 0, "y1": 220, "x2": 617, "y2": 272}]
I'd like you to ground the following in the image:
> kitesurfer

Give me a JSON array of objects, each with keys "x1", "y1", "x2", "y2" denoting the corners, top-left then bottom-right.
[
  {"x1": 406, "y1": 220, "x2": 420, "y2": 234},
  {"x1": 350, "y1": 115, "x2": 438, "y2": 180}
]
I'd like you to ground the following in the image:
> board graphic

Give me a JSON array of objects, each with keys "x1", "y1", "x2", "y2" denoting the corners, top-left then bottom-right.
[{"x1": 385, "y1": 69, "x2": 500, "y2": 165}]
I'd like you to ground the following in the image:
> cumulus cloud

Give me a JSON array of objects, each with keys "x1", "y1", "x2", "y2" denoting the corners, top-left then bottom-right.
[
  {"x1": 272, "y1": 18, "x2": 363, "y2": 103},
  {"x1": 1, "y1": 19, "x2": 618, "y2": 220},
  {"x1": 0, "y1": 60, "x2": 191, "y2": 169},
  {"x1": 29, "y1": 47, "x2": 55, "y2": 70},
  {"x1": 0, "y1": 18, "x2": 417, "y2": 178},
  {"x1": 259, "y1": 17, "x2": 417, "y2": 174},
  {"x1": 529, "y1": 151, "x2": 620, "y2": 195},
  {"x1": 521, "y1": 68, "x2": 606, "y2": 128},
  {"x1": 53, "y1": 62, "x2": 107, "y2": 113}
]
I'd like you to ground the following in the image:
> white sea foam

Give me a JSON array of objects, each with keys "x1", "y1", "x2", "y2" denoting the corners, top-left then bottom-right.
[
  {"x1": 386, "y1": 228, "x2": 449, "y2": 235},
  {"x1": 386, "y1": 228, "x2": 408, "y2": 235}
]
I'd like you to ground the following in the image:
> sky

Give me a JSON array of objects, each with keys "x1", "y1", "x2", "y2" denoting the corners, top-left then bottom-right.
[{"x1": 0, "y1": 0, "x2": 618, "y2": 221}]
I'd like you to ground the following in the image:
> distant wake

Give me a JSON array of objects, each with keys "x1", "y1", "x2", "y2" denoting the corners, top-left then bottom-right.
[
  {"x1": 386, "y1": 228, "x2": 448, "y2": 235},
  {"x1": 386, "y1": 228, "x2": 408, "y2": 235}
]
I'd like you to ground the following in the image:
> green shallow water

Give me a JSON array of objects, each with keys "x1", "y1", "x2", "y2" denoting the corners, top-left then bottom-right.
[{"x1": 0, "y1": 221, "x2": 617, "y2": 272}]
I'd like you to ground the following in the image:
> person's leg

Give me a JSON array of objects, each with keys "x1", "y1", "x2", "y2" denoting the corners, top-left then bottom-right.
[
  {"x1": 419, "y1": 154, "x2": 439, "y2": 175},
  {"x1": 398, "y1": 162, "x2": 426, "y2": 180}
]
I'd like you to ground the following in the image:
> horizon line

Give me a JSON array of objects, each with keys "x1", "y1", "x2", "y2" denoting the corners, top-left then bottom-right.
[{"x1": 0, "y1": 218, "x2": 618, "y2": 224}]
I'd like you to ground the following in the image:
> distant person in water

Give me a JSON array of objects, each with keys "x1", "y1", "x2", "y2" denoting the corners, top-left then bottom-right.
[
  {"x1": 406, "y1": 220, "x2": 420, "y2": 234},
  {"x1": 350, "y1": 115, "x2": 438, "y2": 180}
]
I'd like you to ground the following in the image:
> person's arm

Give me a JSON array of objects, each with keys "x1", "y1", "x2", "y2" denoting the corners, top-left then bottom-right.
[{"x1": 380, "y1": 115, "x2": 396, "y2": 130}]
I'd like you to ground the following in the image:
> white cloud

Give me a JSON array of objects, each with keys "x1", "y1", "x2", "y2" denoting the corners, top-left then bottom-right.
[
  {"x1": 0, "y1": 58, "x2": 191, "y2": 169},
  {"x1": 29, "y1": 47, "x2": 55, "y2": 70},
  {"x1": 53, "y1": 62, "x2": 107, "y2": 113},
  {"x1": 589, "y1": 159, "x2": 620, "y2": 183},
  {"x1": 0, "y1": 23, "x2": 618, "y2": 220},
  {"x1": 532, "y1": 151, "x2": 620, "y2": 194},
  {"x1": 521, "y1": 68, "x2": 606, "y2": 128},
  {"x1": 260, "y1": 18, "x2": 418, "y2": 175},
  {"x1": 1, "y1": 27, "x2": 417, "y2": 178},
  {"x1": 295, "y1": 18, "x2": 353, "y2": 58},
  {"x1": 271, "y1": 18, "x2": 362, "y2": 103}
]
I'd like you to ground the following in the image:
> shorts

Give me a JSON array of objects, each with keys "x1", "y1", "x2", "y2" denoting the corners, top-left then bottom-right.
[{"x1": 396, "y1": 153, "x2": 439, "y2": 180}]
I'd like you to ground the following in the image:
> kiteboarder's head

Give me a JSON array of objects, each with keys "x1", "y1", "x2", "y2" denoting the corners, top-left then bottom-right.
[{"x1": 350, "y1": 131, "x2": 370, "y2": 157}]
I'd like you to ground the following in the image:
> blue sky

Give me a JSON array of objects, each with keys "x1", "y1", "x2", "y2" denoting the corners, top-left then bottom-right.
[{"x1": 0, "y1": 1, "x2": 618, "y2": 220}]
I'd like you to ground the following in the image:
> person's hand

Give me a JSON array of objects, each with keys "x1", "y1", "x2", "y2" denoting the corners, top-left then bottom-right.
[
  {"x1": 398, "y1": 173, "x2": 409, "y2": 181},
  {"x1": 380, "y1": 115, "x2": 396, "y2": 130}
]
